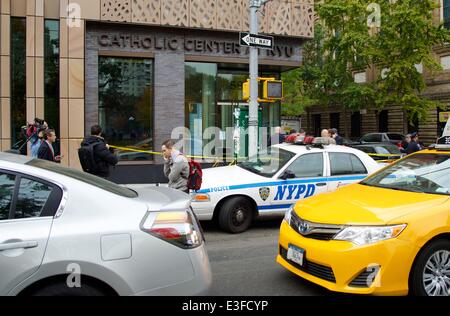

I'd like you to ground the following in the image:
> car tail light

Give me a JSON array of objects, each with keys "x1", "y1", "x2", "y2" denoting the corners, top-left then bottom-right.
[
  {"x1": 141, "y1": 210, "x2": 203, "y2": 249},
  {"x1": 396, "y1": 142, "x2": 402, "y2": 148}
]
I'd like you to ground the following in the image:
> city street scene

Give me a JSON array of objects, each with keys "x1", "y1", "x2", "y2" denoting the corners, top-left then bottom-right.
[{"x1": 1, "y1": 0, "x2": 450, "y2": 300}]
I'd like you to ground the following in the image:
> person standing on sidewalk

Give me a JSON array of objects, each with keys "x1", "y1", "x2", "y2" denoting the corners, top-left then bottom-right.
[
  {"x1": 80, "y1": 125, "x2": 118, "y2": 179},
  {"x1": 162, "y1": 140, "x2": 190, "y2": 194},
  {"x1": 38, "y1": 129, "x2": 62, "y2": 163}
]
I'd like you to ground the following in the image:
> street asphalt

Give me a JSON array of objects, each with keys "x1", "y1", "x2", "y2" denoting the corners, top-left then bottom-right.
[{"x1": 202, "y1": 218, "x2": 337, "y2": 296}]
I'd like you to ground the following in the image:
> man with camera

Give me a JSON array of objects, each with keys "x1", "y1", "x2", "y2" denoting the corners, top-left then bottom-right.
[{"x1": 27, "y1": 118, "x2": 48, "y2": 158}]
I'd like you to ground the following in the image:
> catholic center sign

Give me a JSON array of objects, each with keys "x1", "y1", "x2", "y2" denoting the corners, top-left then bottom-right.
[{"x1": 97, "y1": 34, "x2": 294, "y2": 58}]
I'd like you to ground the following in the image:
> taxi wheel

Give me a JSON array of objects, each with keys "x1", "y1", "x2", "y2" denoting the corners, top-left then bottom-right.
[
  {"x1": 218, "y1": 197, "x2": 254, "y2": 234},
  {"x1": 410, "y1": 239, "x2": 450, "y2": 296}
]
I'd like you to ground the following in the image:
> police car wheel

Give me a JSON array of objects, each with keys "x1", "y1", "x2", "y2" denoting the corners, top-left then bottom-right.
[
  {"x1": 218, "y1": 197, "x2": 254, "y2": 234},
  {"x1": 410, "y1": 239, "x2": 450, "y2": 296}
]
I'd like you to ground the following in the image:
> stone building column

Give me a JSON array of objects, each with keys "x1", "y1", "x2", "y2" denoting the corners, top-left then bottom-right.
[
  {"x1": 59, "y1": 0, "x2": 85, "y2": 169},
  {"x1": 26, "y1": 0, "x2": 45, "y2": 138},
  {"x1": 0, "y1": 0, "x2": 11, "y2": 151}
]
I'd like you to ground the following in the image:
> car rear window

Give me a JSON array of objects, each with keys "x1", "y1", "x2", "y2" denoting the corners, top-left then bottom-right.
[
  {"x1": 386, "y1": 133, "x2": 404, "y2": 141},
  {"x1": 26, "y1": 159, "x2": 138, "y2": 198},
  {"x1": 361, "y1": 134, "x2": 382, "y2": 142}
]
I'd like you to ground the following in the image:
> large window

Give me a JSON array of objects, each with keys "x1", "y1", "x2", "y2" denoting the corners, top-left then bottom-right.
[
  {"x1": 185, "y1": 62, "x2": 281, "y2": 159},
  {"x1": 330, "y1": 113, "x2": 340, "y2": 131},
  {"x1": 351, "y1": 112, "x2": 362, "y2": 138},
  {"x1": 10, "y1": 18, "x2": 27, "y2": 154},
  {"x1": 444, "y1": 0, "x2": 450, "y2": 29},
  {"x1": 44, "y1": 20, "x2": 60, "y2": 155},
  {"x1": 378, "y1": 110, "x2": 388, "y2": 133},
  {"x1": 98, "y1": 57, "x2": 154, "y2": 161},
  {"x1": 185, "y1": 62, "x2": 217, "y2": 157}
]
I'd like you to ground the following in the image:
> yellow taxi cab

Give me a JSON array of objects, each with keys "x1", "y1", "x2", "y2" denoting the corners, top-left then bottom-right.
[{"x1": 277, "y1": 135, "x2": 450, "y2": 296}]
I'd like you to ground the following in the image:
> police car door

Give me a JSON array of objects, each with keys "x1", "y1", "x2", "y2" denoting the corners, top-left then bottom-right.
[
  {"x1": 325, "y1": 151, "x2": 368, "y2": 191},
  {"x1": 271, "y1": 152, "x2": 328, "y2": 212}
]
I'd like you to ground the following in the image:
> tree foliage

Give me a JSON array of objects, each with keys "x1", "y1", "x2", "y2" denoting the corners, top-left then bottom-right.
[{"x1": 282, "y1": 0, "x2": 450, "y2": 123}]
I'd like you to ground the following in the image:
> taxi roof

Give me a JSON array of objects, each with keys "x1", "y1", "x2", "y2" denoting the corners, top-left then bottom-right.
[{"x1": 421, "y1": 148, "x2": 450, "y2": 155}]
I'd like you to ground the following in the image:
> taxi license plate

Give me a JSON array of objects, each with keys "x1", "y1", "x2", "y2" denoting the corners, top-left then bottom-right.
[{"x1": 287, "y1": 244, "x2": 305, "y2": 266}]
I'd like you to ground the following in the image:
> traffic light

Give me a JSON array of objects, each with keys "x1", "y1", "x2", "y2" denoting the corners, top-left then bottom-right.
[{"x1": 242, "y1": 78, "x2": 283, "y2": 103}]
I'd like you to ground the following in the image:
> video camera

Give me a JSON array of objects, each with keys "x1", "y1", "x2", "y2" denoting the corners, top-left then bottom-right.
[
  {"x1": 28, "y1": 118, "x2": 46, "y2": 133},
  {"x1": 26, "y1": 118, "x2": 49, "y2": 140}
]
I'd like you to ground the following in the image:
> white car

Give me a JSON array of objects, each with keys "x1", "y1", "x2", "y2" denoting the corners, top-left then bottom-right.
[
  {"x1": 191, "y1": 142, "x2": 381, "y2": 233},
  {"x1": 0, "y1": 153, "x2": 211, "y2": 296}
]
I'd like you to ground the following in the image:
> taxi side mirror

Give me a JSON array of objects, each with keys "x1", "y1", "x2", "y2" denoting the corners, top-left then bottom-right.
[{"x1": 280, "y1": 170, "x2": 296, "y2": 180}]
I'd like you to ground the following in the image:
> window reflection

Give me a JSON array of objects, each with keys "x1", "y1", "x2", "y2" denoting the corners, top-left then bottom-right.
[
  {"x1": 184, "y1": 62, "x2": 281, "y2": 160},
  {"x1": 99, "y1": 57, "x2": 154, "y2": 161},
  {"x1": 15, "y1": 178, "x2": 53, "y2": 219},
  {"x1": 0, "y1": 173, "x2": 16, "y2": 220},
  {"x1": 44, "y1": 20, "x2": 60, "y2": 155},
  {"x1": 11, "y1": 18, "x2": 27, "y2": 155}
]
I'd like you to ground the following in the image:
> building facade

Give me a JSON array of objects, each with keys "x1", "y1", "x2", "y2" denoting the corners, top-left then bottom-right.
[
  {"x1": 0, "y1": 0, "x2": 314, "y2": 182},
  {"x1": 300, "y1": 1, "x2": 450, "y2": 146}
]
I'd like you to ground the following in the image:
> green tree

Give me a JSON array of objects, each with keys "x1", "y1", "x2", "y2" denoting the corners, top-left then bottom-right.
[
  {"x1": 284, "y1": 0, "x2": 450, "y2": 128},
  {"x1": 370, "y1": 0, "x2": 449, "y2": 123}
]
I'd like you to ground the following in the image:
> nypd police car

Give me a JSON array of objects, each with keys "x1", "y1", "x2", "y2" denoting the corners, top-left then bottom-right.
[{"x1": 191, "y1": 140, "x2": 381, "y2": 233}]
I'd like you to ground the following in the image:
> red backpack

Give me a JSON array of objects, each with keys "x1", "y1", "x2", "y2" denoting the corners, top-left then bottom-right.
[{"x1": 187, "y1": 159, "x2": 203, "y2": 191}]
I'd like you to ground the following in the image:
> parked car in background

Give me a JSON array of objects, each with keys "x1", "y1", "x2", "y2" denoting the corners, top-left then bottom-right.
[
  {"x1": 360, "y1": 133, "x2": 405, "y2": 148},
  {"x1": 0, "y1": 153, "x2": 211, "y2": 296},
  {"x1": 341, "y1": 137, "x2": 360, "y2": 146},
  {"x1": 351, "y1": 143, "x2": 404, "y2": 163}
]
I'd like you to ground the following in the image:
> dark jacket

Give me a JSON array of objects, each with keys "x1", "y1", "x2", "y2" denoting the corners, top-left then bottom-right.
[
  {"x1": 406, "y1": 141, "x2": 421, "y2": 155},
  {"x1": 81, "y1": 135, "x2": 118, "y2": 178},
  {"x1": 334, "y1": 135, "x2": 344, "y2": 145},
  {"x1": 38, "y1": 141, "x2": 55, "y2": 162}
]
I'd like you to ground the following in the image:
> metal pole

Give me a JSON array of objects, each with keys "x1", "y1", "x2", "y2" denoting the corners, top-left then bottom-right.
[{"x1": 248, "y1": 0, "x2": 260, "y2": 160}]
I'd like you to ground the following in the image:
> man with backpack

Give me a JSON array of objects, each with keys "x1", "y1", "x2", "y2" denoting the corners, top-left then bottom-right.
[
  {"x1": 79, "y1": 125, "x2": 118, "y2": 178},
  {"x1": 162, "y1": 139, "x2": 194, "y2": 194}
]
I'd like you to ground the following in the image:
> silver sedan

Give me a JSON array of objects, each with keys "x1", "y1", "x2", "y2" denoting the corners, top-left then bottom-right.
[{"x1": 0, "y1": 153, "x2": 211, "y2": 296}]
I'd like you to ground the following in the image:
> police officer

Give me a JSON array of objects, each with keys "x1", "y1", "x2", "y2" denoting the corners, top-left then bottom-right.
[{"x1": 406, "y1": 132, "x2": 422, "y2": 155}]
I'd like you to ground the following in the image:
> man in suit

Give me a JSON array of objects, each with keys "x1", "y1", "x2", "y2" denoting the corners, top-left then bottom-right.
[{"x1": 38, "y1": 129, "x2": 61, "y2": 163}]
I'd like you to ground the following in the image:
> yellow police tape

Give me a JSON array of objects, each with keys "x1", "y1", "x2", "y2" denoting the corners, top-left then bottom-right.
[
  {"x1": 110, "y1": 145, "x2": 400, "y2": 167},
  {"x1": 367, "y1": 153, "x2": 402, "y2": 158},
  {"x1": 109, "y1": 145, "x2": 248, "y2": 166},
  {"x1": 109, "y1": 145, "x2": 216, "y2": 160}
]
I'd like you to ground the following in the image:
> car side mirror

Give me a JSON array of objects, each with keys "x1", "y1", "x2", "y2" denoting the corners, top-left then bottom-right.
[{"x1": 280, "y1": 170, "x2": 296, "y2": 180}]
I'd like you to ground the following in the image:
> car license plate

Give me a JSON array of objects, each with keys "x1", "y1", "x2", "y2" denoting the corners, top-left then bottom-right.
[{"x1": 287, "y1": 244, "x2": 305, "y2": 266}]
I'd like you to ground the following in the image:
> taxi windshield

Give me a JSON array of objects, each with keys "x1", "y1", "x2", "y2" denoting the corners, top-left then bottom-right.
[
  {"x1": 238, "y1": 148, "x2": 296, "y2": 178},
  {"x1": 361, "y1": 154, "x2": 450, "y2": 195}
]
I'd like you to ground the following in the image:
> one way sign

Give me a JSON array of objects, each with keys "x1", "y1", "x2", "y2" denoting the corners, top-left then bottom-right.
[{"x1": 239, "y1": 33, "x2": 274, "y2": 50}]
